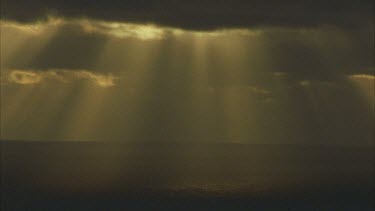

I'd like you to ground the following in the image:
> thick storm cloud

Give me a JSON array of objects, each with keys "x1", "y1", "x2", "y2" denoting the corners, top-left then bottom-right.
[{"x1": 1, "y1": 0, "x2": 373, "y2": 30}]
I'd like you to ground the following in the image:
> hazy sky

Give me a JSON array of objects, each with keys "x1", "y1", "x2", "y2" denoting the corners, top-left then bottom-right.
[{"x1": 0, "y1": 0, "x2": 374, "y2": 146}]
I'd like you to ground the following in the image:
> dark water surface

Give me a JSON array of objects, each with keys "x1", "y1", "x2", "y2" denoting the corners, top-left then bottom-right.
[{"x1": 1, "y1": 141, "x2": 374, "y2": 210}]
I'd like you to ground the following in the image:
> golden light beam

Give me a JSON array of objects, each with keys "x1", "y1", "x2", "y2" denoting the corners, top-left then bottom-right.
[
  {"x1": 348, "y1": 74, "x2": 375, "y2": 109},
  {"x1": 0, "y1": 21, "x2": 60, "y2": 70},
  {"x1": 1, "y1": 82, "x2": 66, "y2": 140},
  {"x1": 57, "y1": 81, "x2": 114, "y2": 141}
]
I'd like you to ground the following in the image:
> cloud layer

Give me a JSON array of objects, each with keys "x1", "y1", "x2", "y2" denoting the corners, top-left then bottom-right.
[
  {"x1": 5, "y1": 69, "x2": 117, "y2": 87},
  {"x1": 1, "y1": 0, "x2": 373, "y2": 30},
  {"x1": 2, "y1": 19, "x2": 373, "y2": 82}
]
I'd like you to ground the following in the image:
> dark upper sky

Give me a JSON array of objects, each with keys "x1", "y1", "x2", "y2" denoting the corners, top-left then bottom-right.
[{"x1": 1, "y1": 0, "x2": 374, "y2": 30}]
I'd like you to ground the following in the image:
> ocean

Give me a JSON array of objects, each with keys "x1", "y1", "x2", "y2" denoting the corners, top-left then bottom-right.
[{"x1": 1, "y1": 141, "x2": 374, "y2": 210}]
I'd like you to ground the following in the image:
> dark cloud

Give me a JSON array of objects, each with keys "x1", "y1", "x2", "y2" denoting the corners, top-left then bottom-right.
[{"x1": 1, "y1": 0, "x2": 373, "y2": 30}]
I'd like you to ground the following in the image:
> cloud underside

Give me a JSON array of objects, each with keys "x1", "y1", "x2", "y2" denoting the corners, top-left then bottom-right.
[
  {"x1": 1, "y1": 18, "x2": 374, "y2": 83},
  {"x1": 1, "y1": 0, "x2": 373, "y2": 30}
]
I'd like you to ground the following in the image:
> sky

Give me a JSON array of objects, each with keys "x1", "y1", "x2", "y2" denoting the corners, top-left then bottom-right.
[
  {"x1": 0, "y1": 0, "x2": 374, "y2": 146},
  {"x1": 1, "y1": 2, "x2": 375, "y2": 208}
]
